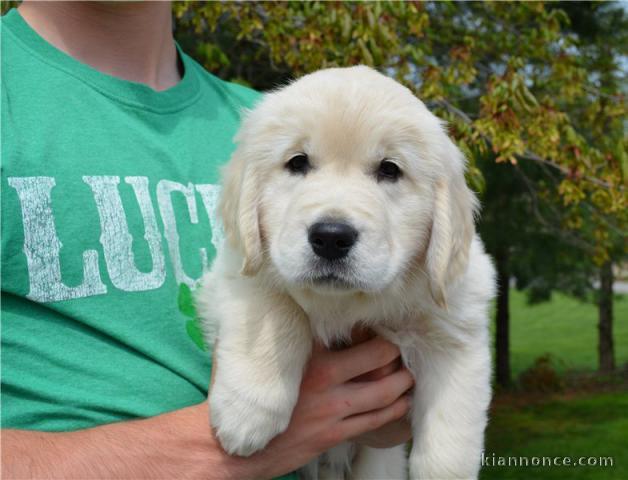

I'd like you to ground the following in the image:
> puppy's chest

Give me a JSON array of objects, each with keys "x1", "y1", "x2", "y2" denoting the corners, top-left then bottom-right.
[{"x1": 302, "y1": 299, "x2": 431, "y2": 348}]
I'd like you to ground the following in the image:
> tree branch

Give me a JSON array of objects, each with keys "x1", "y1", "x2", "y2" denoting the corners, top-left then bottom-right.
[
  {"x1": 433, "y1": 98, "x2": 624, "y2": 192},
  {"x1": 512, "y1": 166, "x2": 597, "y2": 254}
]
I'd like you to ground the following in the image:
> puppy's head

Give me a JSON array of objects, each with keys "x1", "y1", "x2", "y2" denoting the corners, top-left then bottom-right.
[{"x1": 221, "y1": 66, "x2": 477, "y2": 307}]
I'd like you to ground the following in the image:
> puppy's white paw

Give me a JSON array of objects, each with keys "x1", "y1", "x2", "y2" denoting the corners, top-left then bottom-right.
[
  {"x1": 409, "y1": 450, "x2": 478, "y2": 480},
  {"x1": 209, "y1": 381, "x2": 293, "y2": 457}
]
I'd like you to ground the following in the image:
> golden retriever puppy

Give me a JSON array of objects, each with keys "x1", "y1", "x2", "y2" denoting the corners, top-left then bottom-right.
[{"x1": 197, "y1": 66, "x2": 496, "y2": 479}]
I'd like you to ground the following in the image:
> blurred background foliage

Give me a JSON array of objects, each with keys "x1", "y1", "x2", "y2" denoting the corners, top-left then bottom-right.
[{"x1": 2, "y1": 1, "x2": 626, "y2": 478}]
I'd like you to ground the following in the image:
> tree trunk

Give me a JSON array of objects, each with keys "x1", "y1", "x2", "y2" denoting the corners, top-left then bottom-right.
[
  {"x1": 495, "y1": 248, "x2": 511, "y2": 387},
  {"x1": 598, "y1": 260, "x2": 615, "y2": 373}
]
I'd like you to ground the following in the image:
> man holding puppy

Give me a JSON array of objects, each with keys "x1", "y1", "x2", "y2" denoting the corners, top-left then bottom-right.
[{"x1": 1, "y1": 1, "x2": 412, "y2": 478}]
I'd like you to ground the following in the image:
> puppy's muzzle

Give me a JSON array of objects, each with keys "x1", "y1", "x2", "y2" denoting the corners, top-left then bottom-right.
[{"x1": 308, "y1": 221, "x2": 358, "y2": 260}]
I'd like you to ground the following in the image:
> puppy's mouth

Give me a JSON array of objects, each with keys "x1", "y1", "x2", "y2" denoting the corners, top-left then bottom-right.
[
  {"x1": 311, "y1": 274, "x2": 356, "y2": 290},
  {"x1": 297, "y1": 262, "x2": 365, "y2": 292}
]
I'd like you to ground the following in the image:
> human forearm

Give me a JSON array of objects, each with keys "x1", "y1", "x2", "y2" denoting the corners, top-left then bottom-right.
[
  {"x1": 2, "y1": 403, "x2": 270, "y2": 480},
  {"x1": 3, "y1": 336, "x2": 414, "y2": 479}
]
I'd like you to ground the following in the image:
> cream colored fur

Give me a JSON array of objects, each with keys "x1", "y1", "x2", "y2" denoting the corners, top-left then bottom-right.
[{"x1": 197, "y1": 66, "x2": 496, "y2": 480}]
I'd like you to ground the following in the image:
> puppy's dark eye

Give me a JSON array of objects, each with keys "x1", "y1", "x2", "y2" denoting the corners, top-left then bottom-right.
[
  {"x1": 377, "y1": 160, "x2": 402, "y2": 182},
  {"x1": 285, "y1": 154, "x2": 311, "y2": 175}
]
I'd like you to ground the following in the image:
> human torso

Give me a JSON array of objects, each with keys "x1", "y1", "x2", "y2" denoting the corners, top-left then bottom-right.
[{"x1": 1, "y1": 8, "x2": 260, "y2": 431}]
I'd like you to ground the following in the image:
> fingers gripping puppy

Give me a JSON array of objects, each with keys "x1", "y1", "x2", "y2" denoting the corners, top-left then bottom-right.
[{"x1": 196, "y1": 66, "x2": 496, "y2": 479}]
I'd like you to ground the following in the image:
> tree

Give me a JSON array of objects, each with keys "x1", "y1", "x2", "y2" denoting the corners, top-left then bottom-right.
[{"x1": 547, "y1": 1, "x2": 627, "y2": 374}]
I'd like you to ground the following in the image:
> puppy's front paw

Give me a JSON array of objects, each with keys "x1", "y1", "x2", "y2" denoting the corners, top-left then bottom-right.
[
  {"x1": 210, "y1": 381, "x2": 293, "y2": 456},
  {"x1": 409, "y1": 449, "x2": 479, "y2": 480}
]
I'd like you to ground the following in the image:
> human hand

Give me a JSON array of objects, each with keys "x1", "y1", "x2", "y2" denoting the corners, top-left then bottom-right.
[
  {"x1": 348, "y1": 329, "x2": 413, "y2": 448},
  {"x1": 209, "y1": 335, "x2": 414, "y2": 478}
]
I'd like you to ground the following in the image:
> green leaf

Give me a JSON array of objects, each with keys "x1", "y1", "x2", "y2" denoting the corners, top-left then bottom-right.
[
  {"x1": 177, "y1": 283, "x2": 196, "y2": 318},
  {"x1": 186, "y1": 318, "x2": 208, "y2": 352},
  {"x1": 617, "y1": 140, "x2": 627, "y2": 183},
  {"x1": 357, "y1": 38, "x2": 374, "y2": 66},
  {"x1": 341, "y1": 11, "x2": 352, "y2": 41}
]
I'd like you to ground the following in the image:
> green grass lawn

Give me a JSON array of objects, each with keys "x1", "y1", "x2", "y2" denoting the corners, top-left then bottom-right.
[
  {"x1": 480, "y1": 291, "x2": 627, "y2": 480},
  {"x1": 493, "y1": 290, "x2": 628, "y2": 376},
  {"x1": 481, "y1": 391, "x2": 628, "y2": 480}
]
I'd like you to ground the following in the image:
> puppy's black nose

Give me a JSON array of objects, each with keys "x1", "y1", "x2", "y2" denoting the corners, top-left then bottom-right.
[{"x1": 308, "y1": 222, "x2": 358, "y2": 260}]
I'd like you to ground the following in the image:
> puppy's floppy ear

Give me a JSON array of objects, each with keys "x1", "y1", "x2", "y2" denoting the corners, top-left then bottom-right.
[
  {"x1": 220, "y1": 146, "x2": 263, "y2": 276},
  {"x1": 425, "y1": 140, "x2": 478, "y2": 308}
]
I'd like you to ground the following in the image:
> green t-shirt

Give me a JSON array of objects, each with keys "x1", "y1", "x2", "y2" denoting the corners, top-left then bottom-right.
[{"x1": 1, "y1": 9, "x2": 259, "y2": 432}]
